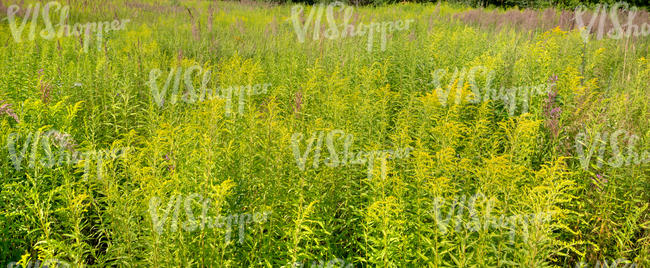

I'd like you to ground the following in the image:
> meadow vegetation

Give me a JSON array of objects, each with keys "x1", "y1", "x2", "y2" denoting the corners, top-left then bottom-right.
[{"x1": 0, "y1": 0, "x2": 648, "y2": 267}]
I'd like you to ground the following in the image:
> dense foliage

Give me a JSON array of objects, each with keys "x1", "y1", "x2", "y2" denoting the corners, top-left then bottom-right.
[{"x1": 0, "y1": 0, "x2": 648, "y2": 267}]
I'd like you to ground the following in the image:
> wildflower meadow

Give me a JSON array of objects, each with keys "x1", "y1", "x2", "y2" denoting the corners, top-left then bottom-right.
[{"x1": 0, "y1": 0, "x2": 648, "y2": 267}]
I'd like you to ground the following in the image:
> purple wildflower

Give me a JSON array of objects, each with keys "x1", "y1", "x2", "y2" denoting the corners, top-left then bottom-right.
[
  {"x1": 550, "y1": 107, "x2": 561, "y2": 117},
  {"x1": 0, "y1": 100, "x2": 20, "y2": 123},
  {"x1": 164, "y1": 153, "x2": 175, "y2": 172},
  {"x1": 596, "y1": 174, "x2": 607, "y2": 183},
  {"x1": 41, "y1": 81, "x2": 52, "y2": 104},
  {"x1": 544, "y1": 75, "x2": 561, "y2": 139}
]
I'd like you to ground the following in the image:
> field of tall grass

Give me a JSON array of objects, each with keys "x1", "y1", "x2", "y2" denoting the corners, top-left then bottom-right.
[{"x1": 0, "y1": 0, "x2": 648, "y2": 267}]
